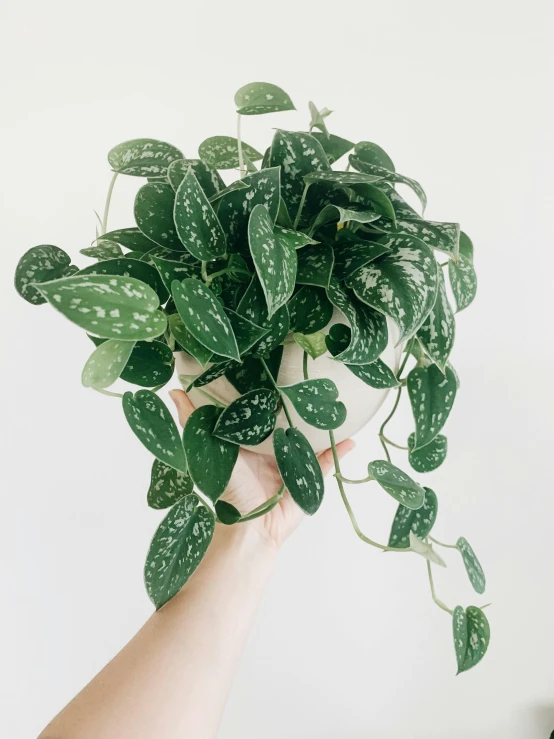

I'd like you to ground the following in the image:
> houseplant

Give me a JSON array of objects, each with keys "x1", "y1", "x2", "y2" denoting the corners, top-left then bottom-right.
[{"x1": 14, "y1": 82, "x2": 488, "y2": 674}]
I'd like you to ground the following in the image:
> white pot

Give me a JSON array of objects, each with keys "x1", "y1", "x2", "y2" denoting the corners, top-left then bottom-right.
[{"x1": 175, "y1": 310, "x2": 402, "y2": 455}]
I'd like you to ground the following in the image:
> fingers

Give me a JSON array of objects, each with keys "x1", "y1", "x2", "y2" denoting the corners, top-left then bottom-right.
[
  {"x1": 168, "y1": 389, "x2": 196, "y2": 428},
  {"x1": 318, "y1": 438, "x2": 356, "y2": 477}
]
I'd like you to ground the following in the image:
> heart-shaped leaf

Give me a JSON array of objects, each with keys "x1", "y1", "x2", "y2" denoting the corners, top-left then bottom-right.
[
  {"x1": 183, "y1": 406, "x2": 239, "y2": 500},
  {"x1": 169, "y1": 313, "x2": 212, "y2": 367},
  {"x1": 280, "y1": 379, "x2": 346, "y2": 430},
  {"x1": 304, "y1": 171, "x2": 383, "y2": 187},
  {"x1": 296, "y1": 243, "x2": 334, "y2": 288},
  {"x1": 326, "y1": 278, "x2": 388, "y2": 364},
  {"x1": 408, "y1": 532, "x2": 446, "y2": 566},
  {"x1": 248, "y1": 203, "x2": 297, "y2": 318},
  {"x1": 89, "y1": 336, "x2": 174, "y2": 388},
  {"x1": 236, "y1": 277, "x2": 290, "y2": 357},
  {"x1": 172, "y1": 278, "x2": 240, "y2": 361},
  {"x1": 144, "y1": 494, "x2": 215, "y2": 609},
  {"x1": 375, "y1": 218, "x2": 460, "y2": 259},
  {"x1": 293, "y1": 331, "x2": 327, "y2": 360},
  {"x1": 37, "y1": 274, "x2": 167, "y2": 340},
  {"x1": 350, "y1": 154, "x2": 427, "y2": 214},
  {"x1": 15, "y1": 245, "x2": 73, "y2": 305},
  {"x1": 311, "y1": 204, "x2": 381, "y2": 234},
  {"x1": 151, "y1": 254, "x2": 200, "y2": 294},
  {"x1": 288, "y1": 285, "x2": 333, "y2": 334},
  {"x1": 108, "y1": 138, "x2": 183, "y2": 177},
  {"x1": 82, "y1": 339, "x2": 135, "y2": 389},
  {"x1": 456, "y1": 537, "x2": 486, "y2": 594},
  {"x1": 368, "y1": 460, "x2": 425, "y2": 510},
  {"x1": 235, "y1": 82, "x2": 295, "y2": 115},
  {"x1": 101, "y1": 227, "x2": 158, "y2": 253},
  {"x1": 407, "y1": 364, "x2": 457, "y2": 449},
  {"x1": 273, "y1": 427, "x2": 324, "y2": 515},
  {"x1": 134, "y1": 183, "x2": 183, "y2": 251},
  {"x1": 309, "y1": 132, "x2": 354, "y2": 164},
  {"x1": 449, "y1": 234, "x2": 477, "y2": 311},
  {"x1": 453, "y1": 606, "x2": 490, "y2": 674},
  {"x1": 225, "y1": 346, "x2": 283, "y2": 394},
  {"x1": 388, "y1": 487, "x2": 438, "y2": 548},
  {"x1": 80, "y1": 240, "x2": 123, "y2": 261},
  {"x1": 353, "y1": 141, "x2": 396, "y2": 171},
  {"x1": 174, "y1": 169, "x2": 226, "y2": 260},
  {"x1": 215, "y1": 500, "x2": 242, "y2": 525},
  {"x1": 325, "y1": 325, "x2": 398, "y2": 389},
  {"x1": 417, "y1": 269, "x2": 455, "y2": 371},
  {"x1": 332, "y1": 234, "x2": 391, "y2": 280},
  {"x1": 223, "y1": 309, "x2": 269, "y2": 356},
  {"x1": 408, "y1": 432, "x2": 447, "y2": 472},
  {"x1": 167, "y1": 158, "x2": 225, "y2": 197},
  {"x1": 147, "y1": 459, "x2": 193, "y2": 510},
  {"x1": 346, "y1": 235, "x2": 438, "y2": 344},
  {"x1": 78, "y1": 257, "x2": 169, "y2": 304},
  {"x1": 123, "y1": 389, "x2": 187, "y2": 473},
  {"x1": 213, "y1": 388, "x2": 278, "y2": 445},
  {"x1": 198, "y1": 136, "x2": 263, "y2": 170}
]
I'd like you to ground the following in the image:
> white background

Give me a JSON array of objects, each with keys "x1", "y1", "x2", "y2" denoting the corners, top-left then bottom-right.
[{"x1": 2, "y1": 1, "x2": 554, "y2": 737}]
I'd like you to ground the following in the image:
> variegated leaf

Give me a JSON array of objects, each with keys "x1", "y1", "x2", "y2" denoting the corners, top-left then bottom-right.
[
  {"x1": 388, "y1": 487, "x2": 438, "y2": 548},
  {"x1": 213, "y1": 388, "x2": 278, "y2": 445},
  {"x1": 198, "y1": 136, "x2": 263, "y2": 169},
  {"x1": 188, "y1": 360, "x2": 236, "y2": 390},
  {"x1": 346, "y1": 235, "x2": 439, "y2": 344},
  {"x1": 174, "y1": 169, "x2": 226, "y2": 260},
  {"x1": 236, "y1": 277, "x2": 290, "y2": 357},
  {"x1": 280, "y1": 379, "x2": 346, "y2": 430},
  {"x1": 374, "y1": 218, "x2": 460, "y2": 259},
  {"x1": 407, "y1": 364, "x2": 457, "y2": 449},
  {"x1": 78, "y1": 256, "x2": 169, "y2": 304},
  {"x1": 353, "y1": 141, "x2": 395, "y2": 171},
  {"x1": 348, "y1": 183, "x2": 397, "y2": 224},
  {"x1": 273, "y1": 427, "x2": 324, "y2": 515},
  {"x1": 449, "y1": 234, "x2": 477, "y2": 311},
  {"x1": 151, "y1": 254, "x2": 201, "y2": 294},
  {"x1": 325, "y1": 324, "x2": 398, "y2": 389},
  {"x1": 167, "y1": 158, "x2": 225, "y2": 197},
  {"x1": 309, "y1": 132, "x2": 354, "y2": 164},
  {"x1": 225, "y1": 346, "x2": 283, "y2": 394},
  {"x1": 99, "y1": 228, "x2": 155, "y2": 253},
  {"x1": 456, "y1": 537, "x2": 486, "y2": 594},
  {"x1": 311, "y1": 204, "x2": 381, "y2": 234},
  {"x1": 134, "y1": 183, "x2": 183, "y2": 251},
  {"x1": 274, "y1": 225, "x2": 317, "y2": 249},
  {"x1": 14, "y1": 245, "x2": 72, "y2": 305},
  {"x1": 377, "y1": 183, "x2": 421, "y2": 221},
  {"x1": 288, "y1": 285, "x2": 333, "y2": 334},
  {"x1": 453, "y1": 606, "x2": 490, "y2": 674},
  {"x1": 350, "y1": 154, "x2": 427, "y2": 214},
  {"x1": 208, "y1": 179, "x2": 250, "y2": 203},
  {"x1": 417, "y1": 268, "x2": 455, "y2": 371},
  {"x1": 235, "y1": 82, "x2": 295, "y2": 115},
  {"x1": 332, "y1": 233, "x2": 391, "y2": 280},
  {"x1": 89, "y1": 336, "x2": 174, "y2": 388},
  {"x1": 304, "y1": 170, "x2": 383, "y2": 187},
  {"x1": 80, "y1": 240, "x2": 123, "y2": 261},
  {"x1": 408, "y1": 433, "x2": 447, "y2": 473},
  {"x1": 169, "y1": 313, "x2": 212, "y2": 367},
  {"x1": 368, "y1": 460, "x2": 425, "y2": 510},
  {"x1": 108, "y1": 138, "x2": 183, "y2": 177},
  {"x1": 82, "y1": 339, "x2": 135, "y2": 389},
  {"x1": 293, "y1": 331, "x2": 327, "y2": 359},
  {"x1": 147, "y1": 459, "x2": 193, "y2": 510},
  {"x1": 296, "y1": 243, "x2": 334, "y2": 288}
]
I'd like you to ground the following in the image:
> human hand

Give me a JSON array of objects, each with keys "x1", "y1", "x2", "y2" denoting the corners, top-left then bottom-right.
[{"x1": 169, "y1": 389, "x2": 355, "y2": 550}]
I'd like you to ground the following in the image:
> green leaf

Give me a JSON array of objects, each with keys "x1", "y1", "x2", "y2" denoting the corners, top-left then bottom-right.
[
  {"x1": 187, "y1": 360, "x2": 237, "y2": 389},
  {"x1": 416, "y1": 269, "x2": 455, "y2": 371},
  {"x1": 100, "y1": 227, "x2": 158, "y2": 253},
  {"x1": 449, "y1": 251, "x2": 477, "y2": 312},
  {"x1": 409, "y1": 532, "x2": 446, "y2": 566},
  {"x1": 353, "y1": 141, "x2": 395, "y2": 171},
  {"x1": 374, "y1": 218, "x2": 460, "y2": 259},
  {"x1": 325, "y1": 324, "x2": 398, "y2": 389},
  {"x1": 123, "y1": 389, "x2": 187, "y2": 472},
  {"x1": 296, "y1": 243, "x2": 334, "y2": 288},
  {"x1": 326, "y1": 278, "x2": 388, "y2": 364},
  {"x1": 225, "y1": 346, "x2": 283, "y2": 394},
  {"x1": 208, "y1": 178, "x2": 250, "y2": 203},
  {"x1": 280, "y1": 379, "x2": 346, "y2": 430},
  {"x1": 308, "y1": 101, "x2": 329, "y2": 137},
  {"x1": 171, "y1": 278, "x2": 240, "y2": 361},
  {"x1": 274, "y1": 225, "x2": 317, "y2": 249},
  {"x1": 388, "y1": 487, "x2": 438, "y2": 548},
  {"x1": 235, "y1": 82, "x2": 295, "y2": 115},
  {"x1": 167, "y1": 158, "x2": 225, "y2": 198},
  {"x1": 332, "y1": 234, "x2": 391, "y2": 280},
  {"x1": 273, "y1": 427, "x2": 324, "y2": 515},
  {"x1": 213, "y1": 388, "x2": 278, "y2": 445},
  {"x1": 293, "y1": 331, "x2": 327, "y2": 359},
  {"x1": 268, "y1": 130, "x2": 330, "y2": 216},
  {"x1": 236, "y1": 278, "x2": 290, "y2": 357},
  {"x1": 346, "y1": 235, "x2": 438, "y2": 344},
  {"x1": 108, "y1": 138, "x2": 183, "y2": 177},
  {"x1": 15, "y1": 245, "x2": 73, "y2": 305},
  {"x1": 183, "y1": 406, "x2": 239, "y2": 500},
  {"x1": 144, "y1": 494, "x2": 215, "y2": 609},
  {"x1": 349, "y1": 183, "x2": 396, "y2": 224},
  {"x1": 78, "y1": 256, "x2": 169, "y2": 304},
  {"x1": 151, "y1": 254, "x2": 200, "y2": 294},
  {"x1": 174, "y1": 169, "x2": 226, "y2": 260},
  {"x1": 304, "y1": 171, "x2": 383, "y2": 187},
  {"x1": 350, "y1": 155, "x2": 427, "y2": 214},
  {"x1": 222, "y1": 309, "x2": 269, "y2": 356},
  {"x1": 377, "y1": 183, "x2": 421, "y2": 221},
  {"x1": 215, "y1": 500, "x2": 241, "y2": 525},
  {"x1": 453, "y1": 606, "x2": 490, "y2": 674},
  {"x1": 456, "y1": 537, "x2": 486, "y2": 594},
  {"x1": 408, "y1": 433, "x2": 447, "y2": 473},
  {"x1": 367, "y1": 460, "x2": 425, "y2": 509},
  {"x1": 311, "y1": 204, "x2": 381, "y2": 234},
  {"x1": 198, "y1": 136, "x2": 263, "y2": 169},
  {"x1": 288, "y1": 285, "x2": 333, "y2": 334},
  {"x1": 37, "y1": 274, "x2": 167, "y2": 340},
  {"x1": 276, "y1": 198, "x2": 294, "y2": 228},
  {"x1": 407, "y1": 364, "x2": 458, "y2": 449},
  {"x1": 89, "y1": 336, "x2": 174, "y2": 388},
  {"x1": 248, "y1": 203, "x2": 297, "y2": 317},
  {"x1": 147, "y1": 459, "x2": 193, "y2": 510},
  {"x1": 82, "y1": 339, "x2": 135, "y2": 389},
  {"x1": 134, "y1": 183, "x2": 183, "y2": 251},
  {"x1": 309, "y1": 132, "x2": 354, "y2": 164},
  {"x1": 80, "y1": 240, "x2": 123, "y2": 261},
  {"x1": 169, "y1": 313, "x2": 212, "y2": 367}
]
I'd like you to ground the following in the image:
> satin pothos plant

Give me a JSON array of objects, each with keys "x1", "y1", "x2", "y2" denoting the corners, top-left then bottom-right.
[{"x1": 14, "y1": 82, "x2": 488, "y2": 674}]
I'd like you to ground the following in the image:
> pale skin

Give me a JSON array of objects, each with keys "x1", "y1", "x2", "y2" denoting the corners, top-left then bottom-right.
[{"x1": 39, "y1": 389, "x2": 354, "y2": 739}]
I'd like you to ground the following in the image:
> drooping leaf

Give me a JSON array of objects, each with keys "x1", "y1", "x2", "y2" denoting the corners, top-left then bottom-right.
[
  {"x1": 108, "y1": 138, "x2": 183, "y2": 177},
  {"x1": 296, "y1": 243, "x2": 334, "y2": 288},
  {"x1": 353, "y1": 141, "x2": 395, "y2": 171},
  {"x1": 408, "y1": 433, "x2": 447, "y2": 473},
  {"x1": 173, "y1": 169, "x2": 227, "y2": 260},
  {"x1": 374, "y1": 218, "x2": 460, "y2": 259},
  {"x1": 15, "y1": 245, "x2": 73, "y2": 305},
  {"x1": 134, "y1": 183, "x2": 183, "y2": 251},
  {"x1": 213, "y1": 388, "x2": 278, "y2": 445},
  {"x1": 208, "y1": 179, "x2": 250, "y2": 203},
  {"x1": 348, "y1": 183, "x2": 396, "y2": 223},
  {"x1": 167, "y1": 158, "x2": 225, "y2": 198},
  {"x1": 78, "y1": 256, "x2": 169, "y2": 304},
  {"x1": 215, "y1": 500, "x2": 242, "y2": 525},
  {"x1": 367, "y1": 460, "x2": 425, "y2": 509},
  {"x1": 453, "y1": 606, "x2": 490, "y2": 674},
  {"x1": 293, "y1": 331, "x2": 327, "y2": 359},
  {"x1": 350, "y1": 155, "x2": 427, "y2": 214},
  {"x1": 309, "y1": 132, "x2": 354, "y2": 164},
  {"x1": 248, "y1": 204, "x2": 297, "y2": 317},
  {"x1": 222, "y1": 309, "x2": 269, "y2": 356},
  {"x1": 100, "y1": 227, "x2": 160, "y2": 253},
  {"x1": 346, "y1": 235, "x2": 438, "y2": 344},
  {"x1": 225, "y1": 346, "x2": 283, "y2": 394},
  {"x1": 276, "y1": 198, "x2": 294, "y2": 228},
  {"x1": 280, "y1": 379, "x2": 346, "y2": 430},
  {"x1": 449, "y1": 234, "x2": 477, "y2": 311},
  {"x1": 169, "y1": 313, "x2": 212, "y2": 367},
  {"x1": 408, "y1": 532, "x2": 446, "y2": 566},
  {"x1": 151, "y1": 254, "x2": 200, "y2": 294},
  {"x1": 332, "y1": 234, "x2": 391, "y2": 280},
  {"x1": 288, "y1": 285, "x2": 333, "y2": 334},
  {"x1": 89, "y1": 336, "x2": 174, "y2": 387},
  {"x1": 171, "y1": 278, "x2": 240, "y2": 361},
  {"x1": 326, "y1": 278, "x2": 388, "y2": 364},
  {"x1": 37, "y1": 274, "x2": 167, "y2": 340},
  {"x1": 80, "y1": 240, "x2": 123, "y2": 261},
  {"x1": 417, "y1": 269, "x2": 455, "y2": 371},
  {"x1": 407, "y1": 364, "x2": 457, "y2": 449},
  {"x1": 311, "y1": 204, "x2": 381, "y2": 234},
  {"x1": 388, "y1": 487, "x2": 438, "y2": 548},
  {"x1": 304, "y1": 170, "x2": 383, "y2": 187},
  {"x1": 198, "y1": 136, "x2": 263, "y2": 170},
  {"x1": 235, "y1": 82, "x2": 295, "y2": 115},
  {"x1": 82, "y1": 339, "x2": 135, "y2": 388},
  {"x1": 236, "y1": 277, "x2": 290, "y2": 356},
  {"x1": 144, "y1": 494, "x2": 215, "y2": 609},
  {"x1": 123, "y1": 389, "x2": 187, "y2": 473},
  {"x1": 273, "y1": 427, "x2": 324, "y2": 515},
  {"x1": 187, "y1": 360, "x2": 236, "y2": 390},
  {"x1": 325, "y1": 324, "x2": 398, "y2": 389},
  {"x1": 147, "y1": 459, "x2": 193, "y2": 509},
  {"x1": 456, "y1": 537, "x2": 486, "y2": 594},
  {"x1": 183, "y1": 405, "x2": 239, "y2": 500}
]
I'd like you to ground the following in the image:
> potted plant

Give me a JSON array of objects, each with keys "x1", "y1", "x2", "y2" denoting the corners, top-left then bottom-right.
[{"x1": 14, "y1": 82, "x2": 488, "y2": 674}]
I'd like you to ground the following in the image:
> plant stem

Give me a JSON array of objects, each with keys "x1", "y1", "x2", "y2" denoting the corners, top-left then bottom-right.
[
  {"x1": 426, "y1": 559, "x2": 453, "y2": 615},
  {"x1": 377, "y1": 337, "x2": 415, "y2": 461},
  {"x1": 259, "y1": 356, "x2": 294, "y2": 427},
  {"x1": 293, "y1": 183, "x2": 310, "y2": 230},
  {"x1": 302, "y1": 351, "x2": 309, "y2": 380},
  {"x1": 237, "y1": 113, "x2": 245, "y2": 178},
  {"x1": 380, "y1": 434, "x2": 409, "y2": 451},
  {"x1": 101, "y1": 172, "x2": 118, "y2": 235},
  {"x1": 201, "y1": 261, "x2": 210, "y2": 284},
  {"x1": 240, "y1": 484, "x2": 285, "y2": 522},
  {"x1": 93, "y1": 387, "x2": 123, "y2": 398},
  {"x1": 335, "y1": 473, "x2": 374, "y2": 485},
  {"x1": 429, "y1": 535, "x2": 458, "y2": 550}
]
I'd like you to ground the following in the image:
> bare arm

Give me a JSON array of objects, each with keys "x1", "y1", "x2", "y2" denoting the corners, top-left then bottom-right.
[{"x1": 40, "y1": 391, "x2": 354, "y2": 739}]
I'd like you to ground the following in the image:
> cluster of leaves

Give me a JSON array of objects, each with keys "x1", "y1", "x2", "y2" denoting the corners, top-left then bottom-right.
[{"x1": 14, "y1": 82, "x2": 487, "y2": 673}]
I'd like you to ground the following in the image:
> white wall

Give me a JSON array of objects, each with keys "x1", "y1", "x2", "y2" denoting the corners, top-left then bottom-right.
[{"x1": 2, "y1": 1, "x2": 554, "y2": 737}]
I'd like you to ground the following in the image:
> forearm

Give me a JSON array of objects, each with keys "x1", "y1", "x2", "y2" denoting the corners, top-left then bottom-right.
[{"x1": 40, "y1": 524, "x2": 277, "y2": 739}]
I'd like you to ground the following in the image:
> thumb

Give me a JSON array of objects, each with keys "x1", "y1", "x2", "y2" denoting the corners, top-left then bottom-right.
[{"x1": 168, "y1": 389, "x2": 196, "y2": 428}]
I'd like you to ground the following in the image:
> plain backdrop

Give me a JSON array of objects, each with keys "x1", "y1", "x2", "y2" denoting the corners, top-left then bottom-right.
[{"x1": 2, "y1": 1, "x2": 554, "y2": 737}]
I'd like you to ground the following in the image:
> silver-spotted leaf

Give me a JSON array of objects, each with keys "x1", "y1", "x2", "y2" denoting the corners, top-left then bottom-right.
[
  {"x1": 309, "y1": 132, "x2": 354, "y2": 164},
  {"x1": 274, "y1": 225, "x2": 317, "y2": 249},
  {"x1": 82, "y1": 339, "x2": 135, "y2": 389},
  {"x1": 376, "y1": 218, "x2": 460, "y2": 259},
  {"x1": 144, "y1": 494, "x2": 214, "y2": 609},
  {"x1": 213, "y1": 388, "x2": 278, "y2": 445},
  {"x1": 350, "y1": 154, "x2": 427, "y2": 214},
  {"x1": 449, "y1": 236, "x2": 477, "y2": 312},
  {"x1": 167, "y1": 158, "x2": 225, "y2": 197},
  {"x1": 388, "y1": 487, "x2": 438, "y2": 548},
  {"x1": 304, "y1": 170, "x2": 383, "y2": 187},
  {"x1": 408, "y1": 433, "x2": 447, "y2": 472},
  {"x1": 288, "y1": 285, "x2": 333, "y2": 334},
  {"x1": 108, "y1": 138, "x2": 183, "y2": 177},
  {"x1": 417, "y1": 269, "x2": 455, "y2": 371},
  {"x1": 453, "y1": 606, "x2": 490, "y2": 674},
  {"x1": 187, "y1": 360, "x2": 236, "y2": 390},
  {"x1": 120, "y1": 340, "x2": 173, "y2": 387},
  {"x1": 236, "y1": 277, "x2": 289, "y2": 357},
  {"x1": 173, "y1": 169, "x2": 226, "y2": 260},
  {"x1": 354, "y1": 141, "x2": 395, "y2": 171},
  {"x1": 15, "y1": 245, "x2": 73, "y2": 305},
  {"x1": 311, "y1": 204, "x2": 381, "y2": 234},
  {"x1": 273, "y1": 427, "x2": 324, "y2": 515},
  {"x1": 78, "y1": 257, "x2": 169, "y2": 304},
  {"x1": 134, "y1": 183, "x2": 183, "y2": 251},
  {"x1": 198, "y1": 136, "x2": 263, "y2": 170},
  {"x1": 332, "y1": 235, "x2": 391, "y2": 280},
  {"x1": 368, "y1": 460, "x2": 425, "y2": 510},
  {"x1": 325, "y1": 324, "x2": 398, "y2": 389},
  {"x1": 169, "y1": 313, "x2": 212, "y2": 367},
  {"x1": 293, "y1": 332, "x2": 327, "y2": 360},
  {"x1": 349, "y1": 183, "x2": 397, "y2": 224},
  {"x1": 147, "y1": 459, "x2": 193, "y2": 510},
  {"x1": 280, "y1": 379, "x2": 346, "y2": 430},
  {"x1": 208, "y1": 179, "x2": 250, "y2": 203},
  {"x1": 98, "y1": 228, "x2": 155, "y2": 253},
  {"x1": 80, "y1": 240, "x2": 123, "y2": 261},
  {"x1": 407, "y1": 364, "x2": 457, "y2": 449},
  {"x1": 235, "y1": 82, "x2": 295, "y2": 115},
  {"x1": 456, "y1": 537, "x2": 486, "y2": 594},
  {"x1": 151, "y1": 254, "x2": 200, "y2": 294},
  {"x1": 296, "y1": 243, "x2": 334, "y2": 288}
]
